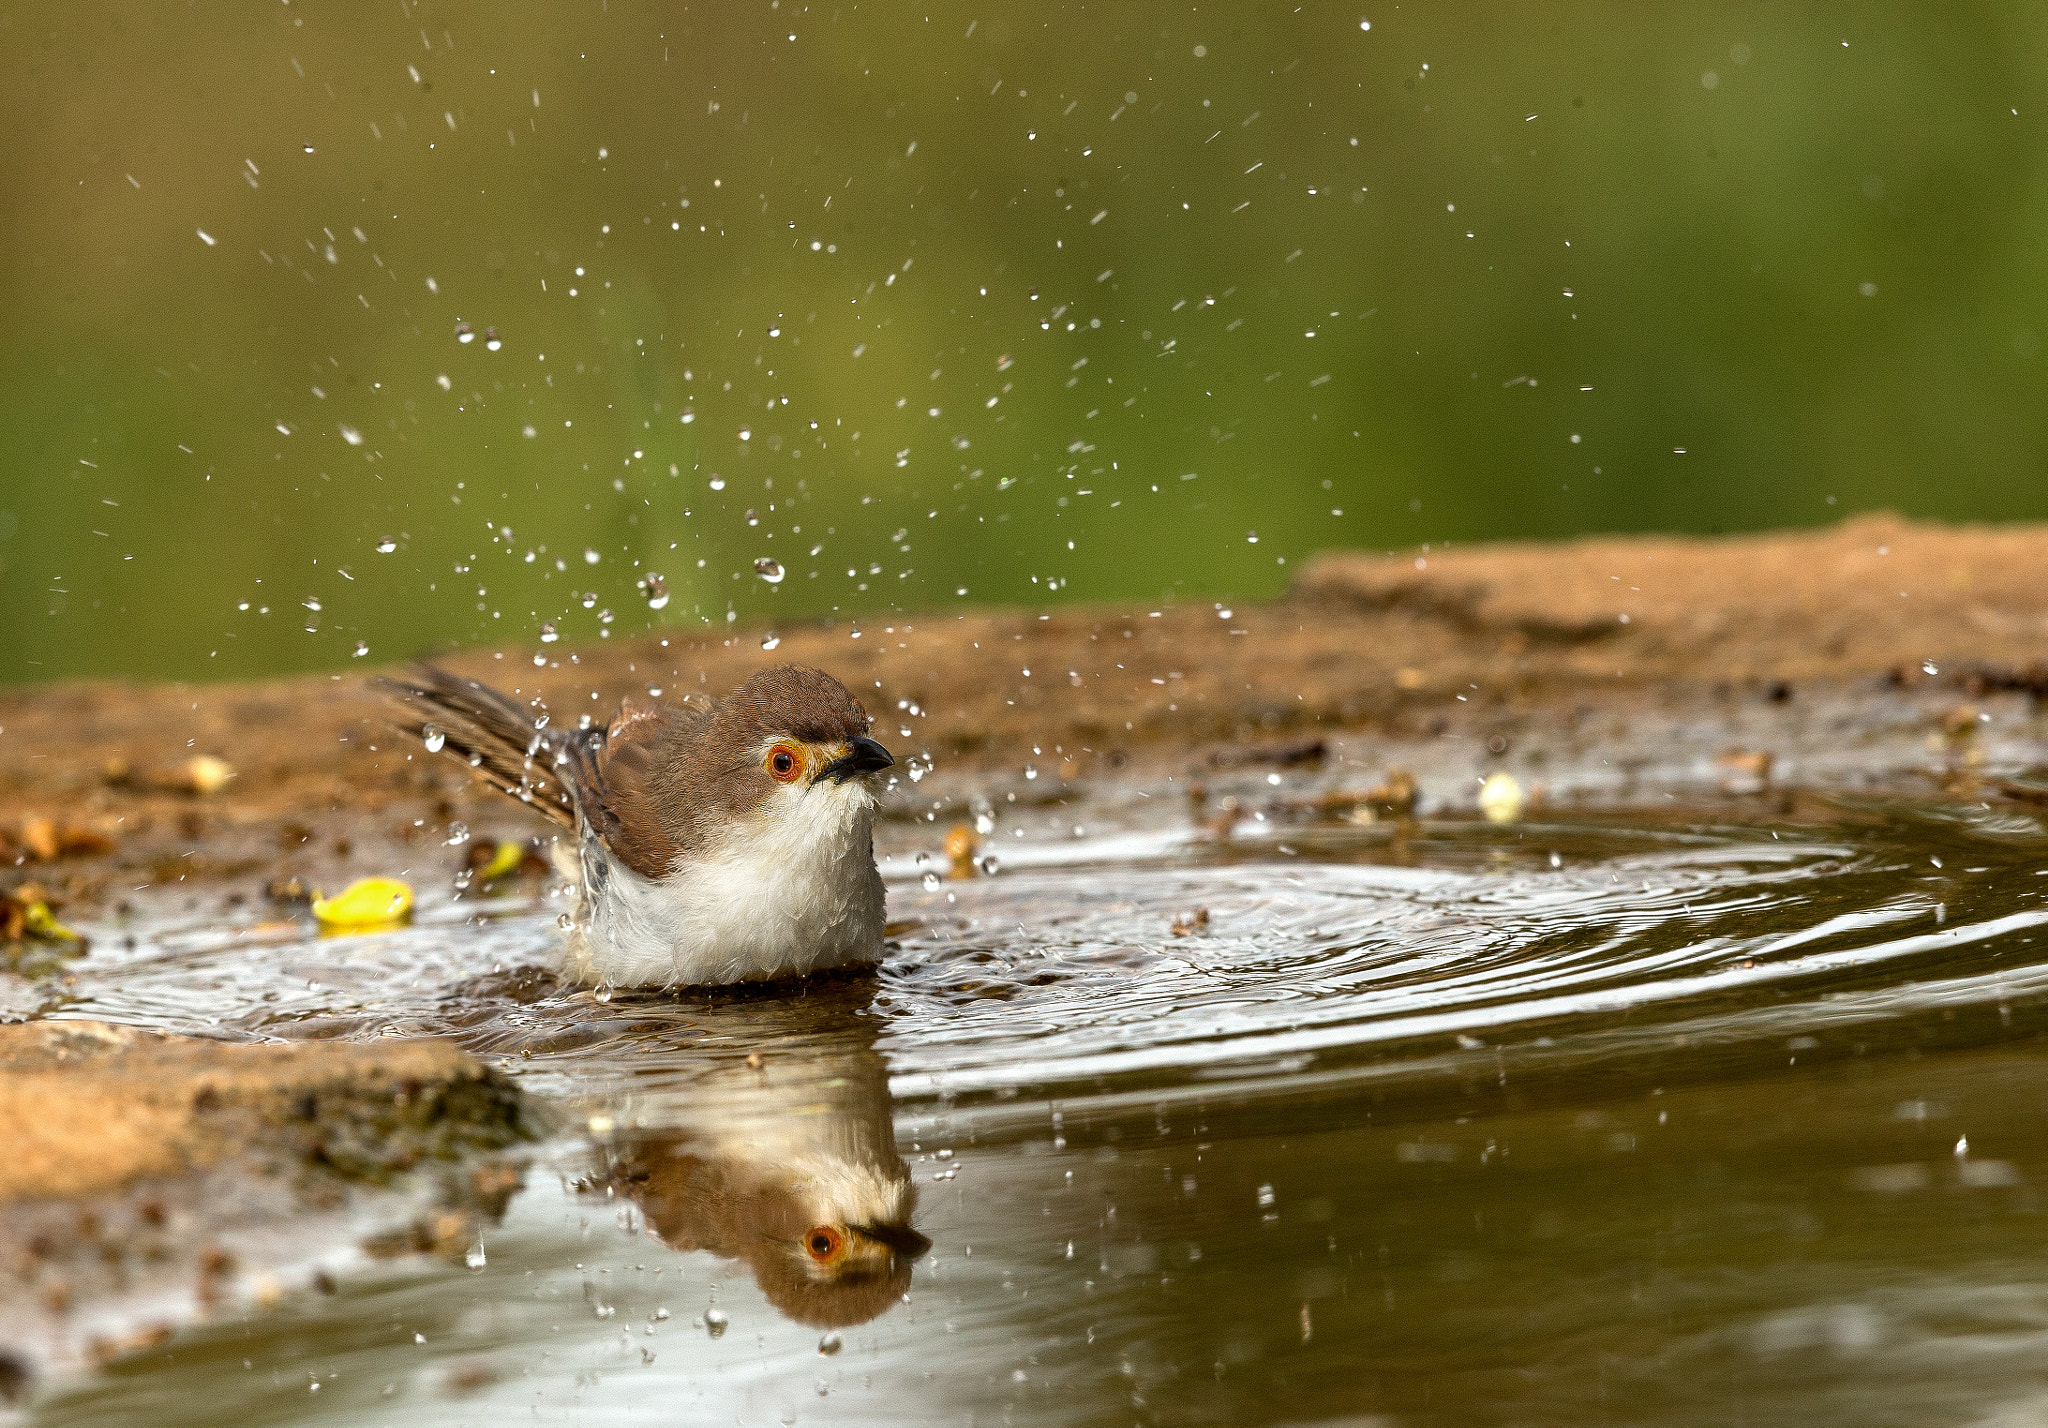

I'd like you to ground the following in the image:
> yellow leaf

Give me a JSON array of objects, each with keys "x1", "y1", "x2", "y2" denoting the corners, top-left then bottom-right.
[
  {"x1": 311, "y1": 877, "x2": 414, "y2": 931},
  {"x1": 479, "y1": 840, "x2": 525, "y2": 882}
]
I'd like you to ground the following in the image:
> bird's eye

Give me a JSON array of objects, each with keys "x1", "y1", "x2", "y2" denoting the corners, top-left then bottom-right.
[
  {"x1": 767, "y1": 744, "x2": 803, "y2": 782},
  {"x1": 803, "y1": 1225, "x2": 844, "y2": 1262}
]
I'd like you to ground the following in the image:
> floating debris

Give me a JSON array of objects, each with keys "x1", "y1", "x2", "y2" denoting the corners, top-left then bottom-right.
[
  {"x1": 944, "y1": 823, "x2": 979, "y2": 879},
  {"x1": 10, "y1": 816, "x2": 114, "y2": 862},
  {"x1": 1715, "y1": 749, "x2": 1774, "y2": 795},
  {"x1": 2, "y1": 883, "x2": 88, "y2": 973},
  {"x1": 1478, "y1": 771, "x2": 1525, "y2": 823},
  {"x1": 465, "y1": 839, "x2": 540, "y2": 884},
  {"x1": 1170, "y1": 907, "x2": 1211, "y2": 937},
  {"x1": 166, "y1": 756, "x2": 236, "y2": 796},
  {"x1": 311, "y1": 877, "x2": 414, "y2": 932}
]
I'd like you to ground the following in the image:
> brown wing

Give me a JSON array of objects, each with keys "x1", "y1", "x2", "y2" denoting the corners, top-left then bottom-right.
[
  {"x1": 562, "y1": 697, "x2": 707, "y2": 878},
  {"x1": 373, "y1": 665, "x2": 577, "y2": 829}
]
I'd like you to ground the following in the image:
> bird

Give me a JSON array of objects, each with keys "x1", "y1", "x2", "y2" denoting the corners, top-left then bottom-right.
[
  {"x1": 590, "y1": 993, "x2": 929, "y2": 1328},
  {"x1": 376, "y1": 663, "x2": 896, "y2": 988}
]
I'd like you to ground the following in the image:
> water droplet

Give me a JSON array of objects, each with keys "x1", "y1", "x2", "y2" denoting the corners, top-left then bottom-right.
[
  {"x1": 597, "y1": 608, "x2": 615, "y2": 625},
  {"x1": 975, "y1": 812, "x2": 995, "y2": 835},
  {"x1": 680, "y1": 408, "x2": 695, "y2": 424},
  {"x1": 303, "y1": 597, "x2": 322, "y2": 612},
  {"x1": 584, "y1": 547, "x2": 601, "y2": 564},
  {"x1": 638, "y1": 573, "x2": 670, "y2": 609},
  {"x1": 456, "y1": 321, "x2": 475, "y2": 343},
  {"x1": 483, "y1": 326, "x2": 502, "y2": 351},
  {"x1": 652, "y1": 1307, "x2": 671, "y2": 1322},
  {"x1": 1922, "y1": 660, "x2": 1939, "y2": 676},
  {"x1": 708, "y1": 474, "x2": 726, "y2": 491},
  {"x1": 339, "y1": 424, "x2": 363, "y2": 447},
  {"x1": 353, "y1": 640, "x2": 369, "y2": 657},
  {"x1": 744, "y1": 509, "x2": 760, "y2": 527},
  {"x1": 704, "y1": 1308, "x2": 729, "y2": 1338},
  {"x1": 557, "y1": 912, "x2": 575, "y2": 930},
  {"x1": 1024, "y1": 764, "x2": 1038, "y2": 780},
  {"x1": 376, "y1": 537, "x2": 397, "y2": 553},
  {"x1": 921, "y1": 872, "x2": 941, "y2": 891},
  {"x1": 465, "y1": 1240, "x2": 487, "y2": 1271},
  {"x1": 539, "y1": 621, "x2": 559, "y2": 643},
  {"x1": 754, "y1": 557, "x2": 785, "y2": 583},
  {"x1": 760, "y1": 633, "x2": 781, "y2": 650},
  {"x1": 581, "y1": 591, "x2": 598, "y2": 609},
  {"x1": 818, "y1": 1331, "x2": 843, "y2": 1356},
  {"x1": 423, "y1": 726, "x2": 447, "y2": 753},
  {"x1": 445, "y1": 820, "x2": 470, "y2": 846},
  {"x1": 978, "y1": 854, "x2": 1000, "y2": 876}
]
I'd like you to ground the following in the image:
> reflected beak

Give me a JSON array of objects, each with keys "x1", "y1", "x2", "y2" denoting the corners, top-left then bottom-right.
[
  {"x1": 816, "y1": 735, "x2": 894, "y2": 785},
  {"x1": 851, "y1": 1220, "x2": 932, "y2": 1261}
]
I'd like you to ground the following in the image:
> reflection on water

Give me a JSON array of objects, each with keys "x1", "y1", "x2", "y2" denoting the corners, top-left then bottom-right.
[
  {"x1": 28, "y1": 796, "x2": 2048, "y2": 1424},
  {"x1": 576, "y1": 1002, "x2": 928, "y2": 1330}
]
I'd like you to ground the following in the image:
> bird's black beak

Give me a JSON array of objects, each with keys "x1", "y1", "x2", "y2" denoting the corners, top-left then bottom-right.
[
  {"x1": 851, "y1": 1221, "x2": 932, "y2": 1261},
  {"x1": 816, "y1": 735, "x2": 894, "y2": 785}
]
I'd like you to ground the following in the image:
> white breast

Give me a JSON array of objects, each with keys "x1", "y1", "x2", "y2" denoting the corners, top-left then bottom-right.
[{"x1": 563, "y1": 779, "x2": 887, "y2": 988}]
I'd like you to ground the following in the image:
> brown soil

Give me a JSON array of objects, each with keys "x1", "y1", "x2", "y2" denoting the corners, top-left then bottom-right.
[
  {"x1": 2, "y1": 513, "x2": 2045, "y2": 915},
  {"x1": 0, "y1": 1020, "x2": 530, "y2": 1393},
  {"x1": 0, "y1": 1020, "x2": 518, "y2": 1202}
]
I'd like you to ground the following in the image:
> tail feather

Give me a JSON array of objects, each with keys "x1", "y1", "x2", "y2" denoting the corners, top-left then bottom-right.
[{"x1": 373, "y1": 665, "x2": 579, "y2": 829}]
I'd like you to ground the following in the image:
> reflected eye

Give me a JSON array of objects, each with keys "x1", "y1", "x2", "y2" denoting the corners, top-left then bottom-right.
[
  {"x1": 767, "y1": 744, "x2": 803, "y2": 782},
  {"x1": 803, "y1": 1225, "x2": 844, "y2": 1262}
]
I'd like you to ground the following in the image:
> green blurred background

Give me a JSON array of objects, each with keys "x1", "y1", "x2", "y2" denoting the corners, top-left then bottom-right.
[{"x1": 5, "y1": 1, "x2": 2046, "y2": 683}]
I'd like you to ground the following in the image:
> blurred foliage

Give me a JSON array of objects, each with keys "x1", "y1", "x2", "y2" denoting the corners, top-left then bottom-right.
[{"x1": 3, "y1": 1, "x2": 2046, "y2": 682}]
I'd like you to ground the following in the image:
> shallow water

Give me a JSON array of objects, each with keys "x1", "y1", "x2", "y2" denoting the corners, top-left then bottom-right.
[{"x1": 29, "y1": 791, "x2": 2048, "y2": 1425}]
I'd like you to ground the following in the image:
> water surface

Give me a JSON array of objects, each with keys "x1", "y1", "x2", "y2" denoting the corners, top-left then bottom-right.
[{"x1": 32, "y1": 792, "x2": 2048, "y2": 1425}]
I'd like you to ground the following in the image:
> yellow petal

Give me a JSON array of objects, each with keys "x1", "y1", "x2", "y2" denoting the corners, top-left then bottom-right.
[{"x1": 311, "y1": 877, "x2": 415, "y2": 930}]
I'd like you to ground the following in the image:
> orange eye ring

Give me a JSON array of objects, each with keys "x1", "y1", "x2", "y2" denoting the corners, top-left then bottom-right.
[
  {"x1": 767, "y1": 744, "x2": 803, "y2": 782},
  {"x1": 803, "y1": 1225, "x2": 844, "y2": 1262}
]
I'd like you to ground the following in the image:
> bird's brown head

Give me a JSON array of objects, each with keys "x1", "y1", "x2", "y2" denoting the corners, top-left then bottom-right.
[{"x1": 656, "y1": 666, "x2": 895, "y2": 856}]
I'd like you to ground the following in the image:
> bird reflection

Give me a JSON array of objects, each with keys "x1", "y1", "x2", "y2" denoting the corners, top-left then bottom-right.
[{"x1": 578, "y1": 983, "x2": 928, "y2": 1328}]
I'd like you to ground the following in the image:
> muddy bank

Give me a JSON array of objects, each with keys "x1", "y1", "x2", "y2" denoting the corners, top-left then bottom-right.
[
  {"x1": 4, "y1": 515, "x2": 2046, "y2": 896},
  {"x1": 0, "y1": 1021, "x2": 529, "y2": 1398}
]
